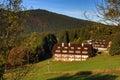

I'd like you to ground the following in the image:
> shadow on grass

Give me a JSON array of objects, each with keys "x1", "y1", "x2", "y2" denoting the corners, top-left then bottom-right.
[{"x1": 48, "y1": 71, "x2": 118, "y2": 80}]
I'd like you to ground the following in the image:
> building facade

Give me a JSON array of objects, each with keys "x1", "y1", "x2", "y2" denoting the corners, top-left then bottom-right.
[
  {"x1": 52, "y1": 43, "x2": 93, "y2": 61},
  {"x1": 86, "y1": 40, "x2": 109, "y2": 51}
]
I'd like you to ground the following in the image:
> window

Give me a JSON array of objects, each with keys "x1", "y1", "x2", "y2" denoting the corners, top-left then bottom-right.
[
  {"x1": 55, "y1": 50, "x2": 60, "y2": 53},
  {"x1": 69, "y1": 50, "x2": 74, "y2": 53},
  {"x1": 70, "y1": 47, "x2": 74, "y2": 49},
  {"x1": 77, "y1": 47, "x2": 81, "y2": 49},
  {"x1": 82, "y1": 51, "x2": 88, "y2": 54},
  {"x1": 75, "y1": 51, "x2": 81, "y2": 53},
  {"x1": 57, "y1": 46, "x2": 61, "y2": 49},
  {"x1": 62, "y1": 50, "x2": 67, "y2": 53},
  {"x1": 64, "y1": 47, "x2": 68, "y2": 49},
  {"x1": 84, "y1": 47, "x2": 88, "y2": 50}
]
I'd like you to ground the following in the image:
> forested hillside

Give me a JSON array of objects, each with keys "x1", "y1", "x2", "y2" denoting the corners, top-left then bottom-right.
[{"x1": 24, "y1": 9, "x2": 98, "y2": 33}]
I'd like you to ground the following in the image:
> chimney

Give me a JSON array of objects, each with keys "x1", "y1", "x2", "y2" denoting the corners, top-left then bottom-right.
[
  {"x1": 62, "y1": 43, "x2": 64, "y2": 47},
  {"x1": 68, "y1": 43, "x2": 71, "y2": 47},
  {"x1": 82, "y1": 43, "x2": 84, "y2": 47}
]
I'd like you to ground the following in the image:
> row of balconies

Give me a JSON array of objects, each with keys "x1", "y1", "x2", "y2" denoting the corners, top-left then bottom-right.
[
  {"x1": 55, "y1": 50, "x2": 89, "y2": 54},
  {"x1": 57, "y1": 46, "x2": 89, "y2": 50},
  {"x1": 54, "y1": 56, "x2": 88, "y2": 61},
  {"x1": 54, "y1": 54, "x2": 89, "y2": 59}
]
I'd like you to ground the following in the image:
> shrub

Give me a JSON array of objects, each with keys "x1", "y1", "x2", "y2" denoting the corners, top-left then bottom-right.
[
  {"x1": 0, "y1": 54, "x2": 5, "y2": 79},
  {"x1": 28, "y1": 46, "x2": 45, "y2": 63},
  {"x1": 109, "y1": 32, "x2": 120, "y2": 55},
  {"x1": 7, "y1": 47, "x2": 28, "y2": 67}
]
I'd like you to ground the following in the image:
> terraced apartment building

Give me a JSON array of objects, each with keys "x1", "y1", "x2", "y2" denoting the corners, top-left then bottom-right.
[
  {"x1": 52, "y1": 43, "x2": 94, "y2": 61},
  {"x1": 52, "y1": 40, "x2": 110, "y2": 61}
]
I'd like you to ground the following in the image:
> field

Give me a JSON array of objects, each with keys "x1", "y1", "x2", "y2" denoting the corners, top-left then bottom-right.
[{"x1": 4, "y1": 53, "x2": 120, "y2": 80}]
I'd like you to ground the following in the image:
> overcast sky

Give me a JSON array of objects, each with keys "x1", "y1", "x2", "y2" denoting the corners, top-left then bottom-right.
[{"x1": 22, "y1": 0, "x2": 101, "y2": 22}]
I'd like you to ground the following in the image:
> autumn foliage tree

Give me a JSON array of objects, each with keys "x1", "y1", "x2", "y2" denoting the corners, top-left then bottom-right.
[
  {"x1": 24, "y1": 32, "x2": 44, "y2": 63},
  {"x1": 96, "y1": 0, "x2": 120, "y2": 25},
  {"x1": 23, "y1": 32, "x2": 57, "y2": 63},
  {"x1": 109, "y1": 32, "x2": 120, "y2": 55},
  {"x1": 0, "y1": 55, "x2": 5, "y2": 80},
  {"x1": 0, "y1": 0, "x2": 28, "y2": 55},
  {"x1": 7, "y1": 47, "x2": 28, "y2": 67},
  {"x1": 96, "y1": 0, "x2": 120, "y2": 55},
  {"x1": 0, "y1": 0, "x2": 28, "y2": 78}
]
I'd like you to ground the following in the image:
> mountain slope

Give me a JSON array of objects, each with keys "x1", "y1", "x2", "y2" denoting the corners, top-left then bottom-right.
[{"x1": 25, "y1": 9, "x2": 97, "y2": 33}]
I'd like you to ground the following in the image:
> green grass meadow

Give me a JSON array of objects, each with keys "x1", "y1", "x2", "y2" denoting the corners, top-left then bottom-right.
[{"x1": 5, "y1": 53, "x2": 120, "y2": 80}]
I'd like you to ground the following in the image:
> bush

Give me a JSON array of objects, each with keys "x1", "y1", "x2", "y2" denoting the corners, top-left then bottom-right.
[
  {"x1": 109, "y1": 32, "x2": 120, "y2": 55},
  {"x1": 7, "y1": 47, "x2": 28, "y2": 67},
  {"x1": 0, "y1": 54, "x2": 5, "y2": 79},
  {"x1": 28, "y1": 46, "x2": 45, "y2": 63},
  {"x1": 7, "y1": 46, "x2": 45, "y2": 66}
]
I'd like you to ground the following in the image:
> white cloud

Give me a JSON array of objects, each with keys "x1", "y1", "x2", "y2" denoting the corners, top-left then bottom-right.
[{"x1": 60, "y1": 10, "x2": 98, "y2": 21}]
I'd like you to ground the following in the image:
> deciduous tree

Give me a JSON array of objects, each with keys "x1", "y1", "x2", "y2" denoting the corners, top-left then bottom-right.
[
  {"x1": 96, "y1": 0, "x2": 120, "y2": 25},
  {"x1": 0, "y1": 0, "x2": 28, "y2": 56},
  {"x1": 109, "y1": 32, "x2": 120, "y2": 55},
  {"x1": 0, "y1": 0, "x2": 28, "y2": 78}
]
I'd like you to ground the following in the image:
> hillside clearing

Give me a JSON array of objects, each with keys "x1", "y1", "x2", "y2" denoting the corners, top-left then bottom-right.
[{"x1": 4, "y1": 53, "x2": 120, "y2": 80}]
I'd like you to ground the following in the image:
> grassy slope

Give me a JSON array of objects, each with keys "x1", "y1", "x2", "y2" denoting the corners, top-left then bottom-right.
[{"x1": 5, "y1": 53, "x2": 120, "y2": 80}]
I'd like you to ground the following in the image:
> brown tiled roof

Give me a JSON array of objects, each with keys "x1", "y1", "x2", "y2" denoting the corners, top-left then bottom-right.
[{"x1": 52, "y1": 43, "x2": 93, "y2": 55}]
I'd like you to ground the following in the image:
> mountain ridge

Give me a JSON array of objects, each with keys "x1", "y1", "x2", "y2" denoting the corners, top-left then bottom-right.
[{"x1": 24, "y1": 9, "x2": 100, "y2": 33}]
